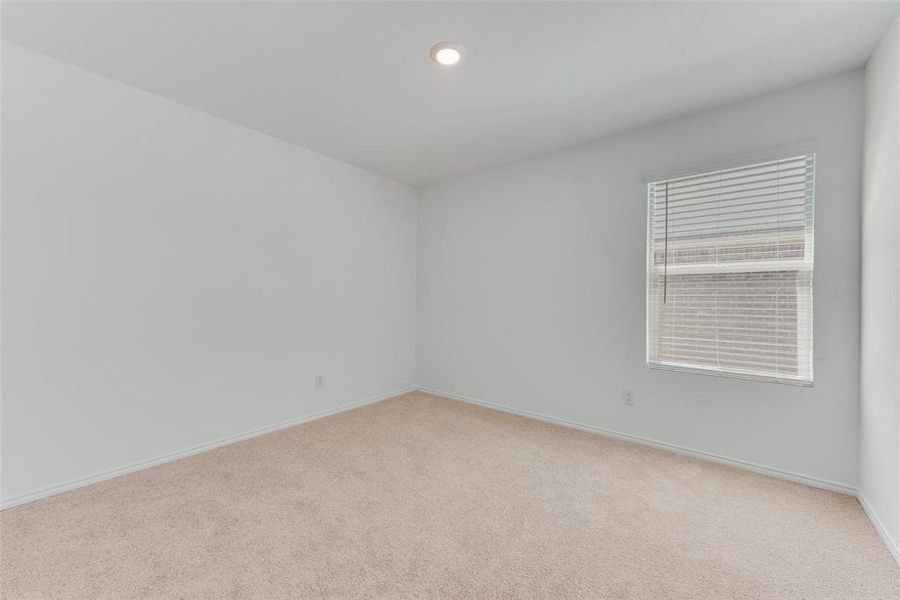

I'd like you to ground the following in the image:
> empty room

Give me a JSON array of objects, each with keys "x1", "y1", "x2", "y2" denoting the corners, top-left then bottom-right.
[{"x1": 1, "y1": 1, "x2": 899, "y2": 598}]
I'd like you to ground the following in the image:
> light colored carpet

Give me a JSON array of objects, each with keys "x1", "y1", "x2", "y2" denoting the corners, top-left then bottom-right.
[{"x1": 1, "y1": 392, "x2": 897, "y2": 599}]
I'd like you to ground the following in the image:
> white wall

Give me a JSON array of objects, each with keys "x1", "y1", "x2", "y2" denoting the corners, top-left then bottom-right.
[
  {"x1": 860, "y1": 12, "x2": 900, "y2": 556},
  {"x1": 1, "y1": 43, "x2": 417, "y2": 504},
  {"x1": 418, "y1": 71, "x2": 864, "y2": 489}
]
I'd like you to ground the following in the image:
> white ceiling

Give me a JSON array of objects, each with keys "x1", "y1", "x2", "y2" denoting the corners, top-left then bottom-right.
[{"x1": 3, "y1": 1, "x2": 898, "y2": 185}]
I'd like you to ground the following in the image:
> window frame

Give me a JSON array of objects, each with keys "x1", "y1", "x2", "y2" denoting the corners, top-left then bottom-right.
[{"x1": 643, "y1": 144, "x2": 816, "y2": 387}]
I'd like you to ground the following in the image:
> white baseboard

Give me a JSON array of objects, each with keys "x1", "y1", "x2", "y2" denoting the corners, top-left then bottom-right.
[
  {"x1": 0, "y1": 387, "x2": 415, "y2": 511},
  {"x1": 416, "y1": 386, "x2": 856, "y2": 495},
  {"x1": 857, "y1": 491, "x2": 900, "y2": 566},
  {"x1": 6, "y1": 384, "x2": 896, "y2": 567},
  {"x1": 417, "y1": 386, "x2": 900, "y2": 566}
]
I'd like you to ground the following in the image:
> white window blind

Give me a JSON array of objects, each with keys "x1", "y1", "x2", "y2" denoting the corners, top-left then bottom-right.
[{"x1": 646, "y1": 154, "x2": 815, "y2": 384}]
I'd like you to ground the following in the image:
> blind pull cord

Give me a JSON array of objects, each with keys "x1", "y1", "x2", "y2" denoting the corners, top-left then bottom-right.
[{"x1": 664, "y1": 180, "x2": 669, "y2": 304}]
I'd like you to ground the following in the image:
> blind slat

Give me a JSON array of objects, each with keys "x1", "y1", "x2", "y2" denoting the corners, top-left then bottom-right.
[
  {"x1": 654, "y1": 195, "x2": 807, "y2": 219},
  {"x1": 653, "y1": 180, "x2": 808, "y2": 204},
  {"x1": 655, "y1": 156, "x2": 810, "y2": 188}
]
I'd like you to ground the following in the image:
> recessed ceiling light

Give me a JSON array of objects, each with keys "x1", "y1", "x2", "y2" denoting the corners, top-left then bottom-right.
[{"x1": 430, "y1": 42, "x2": 463, "y2": 66}]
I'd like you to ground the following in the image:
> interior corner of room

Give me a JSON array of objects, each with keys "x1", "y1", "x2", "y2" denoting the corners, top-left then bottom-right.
[{"x1": 1, "y1": 1, "x2": 899, "y2": 598}]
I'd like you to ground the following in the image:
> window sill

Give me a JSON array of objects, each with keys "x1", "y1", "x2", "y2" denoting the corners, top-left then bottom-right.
[{"x1": 648, "y1": 361, "x2": 813, "y2": 387}]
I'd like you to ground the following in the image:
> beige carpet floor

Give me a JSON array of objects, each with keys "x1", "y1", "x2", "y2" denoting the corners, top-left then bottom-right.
[{"x1": 1, "y1": 392, "x2": 898, "y2": 599}]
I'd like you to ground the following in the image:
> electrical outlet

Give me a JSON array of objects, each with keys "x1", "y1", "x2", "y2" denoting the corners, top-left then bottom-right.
[
  {"x1": 315, "y1": 375, "x2": 325, "y2": 389},
  {"x1": 622, "y1": 388, "x2": 634, "y2": 406}
]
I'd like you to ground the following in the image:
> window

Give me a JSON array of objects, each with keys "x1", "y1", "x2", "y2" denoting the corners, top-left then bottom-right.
[{"x1": 646, "y1": 154, "x2": 814, "y2": 385}]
